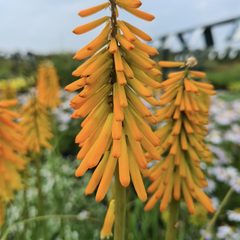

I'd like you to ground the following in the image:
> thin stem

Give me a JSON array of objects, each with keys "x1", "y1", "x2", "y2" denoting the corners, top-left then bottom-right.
[
  {"x1": 22, "y1": 171, "x2": 29, "y2": 240},
  {"x1": 200, "y1": 186, "x2": 234, "y2": 240},
  {"x1": 0, "y1": 215, "x2": 99, "y2": 240},
  {"x1": 35, "y1": 153, "x2": 47, "y2": 240},
  {"x1": 114, "y1": 165, "x2": 126, "y2": 240},
  {"x1": 165, "y1": 198, "x2": 180, "y2": 240}
]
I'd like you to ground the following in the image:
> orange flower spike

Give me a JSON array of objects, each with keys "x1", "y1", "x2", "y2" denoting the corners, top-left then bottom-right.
[
  {"x1": 74, "y1": 84, "x2": 111, "y2": 118},
  {"x1": 85, "y1": 151, "x2": 110, "y2": 195},
  {"x1": 184, "y1": 78, "x2": 192, "y2": 92},
  {"x1": 133, "y1": 70, "x2": 161, "y2": 88},
  {"x1": 85, "y1": 59, "x2": 113, "y2": 85},
  {"x1": 116, "y1": 0, "x2": 142, "y2": 8},
  {"x1": 141, "y1": 134, "x2": 161, "y2": 160},
  {"x1": 122, "y1": 21, "x2": 152, "y2": 41},
  {"x1": 76, "y1": 103, "x2": 110, "y2": 143},
  {"x1": 168, "y1": 71, "x2": 185, "y2": 78},
  {"x1": 133, "y1": 40, "x2": 159, "y2": 56},
  {"x1": 147, "y1": 176, "x2": 162, "y2": 193},
  {"x1": 185, "y1": 163, "x2": 195, "y2": 192},
  {"x1": 123, "y1": 49, "x2": 153, "y2": 70},
  {"x1": 179, "y1": 96, "x2": 185, "y2": 111},
  {"x1": 127, "y1": 77, "x2": 152, "y2": 98},
  {"x1": 144, "y1": 191, "x2": 160, "y2": 211},
  {"x1": 116, "y1": 80, "x2": 128, "y2": 108},
  {"x1": 100, "y1": 199, "x2": 115, "y2": 239},
  {"x1": 180, "y1": 129, "x2": 188, "y2": 150},
  {"x1": 122, "y1": 58, "x2": 134, "y2": 79},
  {"x1": 113, "y1": 83, "x2": 124, "y2": 122},
  {"x1": 160, "y1": 74, "x2": 183, "y2": 88},
  {"x1": 173, "y1": 170, "x2": 181, "y2": 200},
  {"x1": 73, "y1": 16, "x2": 109, "y2": 35},
  {"x1": 73, "y1": 39, "x2": 109, "y2": 60},
  {"x1": 190, "y1": 80, "x2": 214, "y2": 90},
  {"x1": 87, "y1": 23, "x2": 111, "y2": 50},
  {"x1": 85, "y1": 114, "x2": 113, "y2": 168},
  {"x1": 128, "y1": 146, "x2": 147, "y2": 202},
  {"x1": 109, "y1": 38, "x2": 118, "y2": 54},
  {"x1": 132, "y1": 114, "x2": 161, "y2": 147},
  {"x1": 159, "y1": 61, "x2": 185, "y2": 68},
  {"x1": 114, "y1": 47, "x2": 124, "y2": 72},
  {"x1": 120, "y1": 6, "x2": 155, "y2": 21},
  {"x1": 182, "y1": 180, "x2": 195, "y2": 214},
  {"x1": 184, "y1": 90, "x2": 193, "y2": 113},
  {"x1": 194, "y1": 187, "x2": 215, "y2": 213},
  {"x1": 125, "y1": 124, "x2": 148, "y2": 169},
  {"x1": 188, "y1": 93, "x2": 199, "y2": 112},
  {"x1": 115, "y1": 34, "x2": 135, "y2": 51},
  {"x1": 123, "y1": 108, "x2": 142, "y2": 141},
  {"x1": 160, "y1": 176, "x2": 174, "y2": 212},
  {"x1": 78, "y1": 2, "x2": 109, "y2": 17},
  {"x1": 118, "y1": 129, "x2": 130, "y2": 187},
  {"x1": 64, "y1": 78, "x2": 85, "y2": 92},
  {"x1": 171, "y1": 115, "x2": 183, "y2": 136},
  {"x1": 189, "y1": 71, "x2": 206, "y2": 78},
  {"x1": 117, "y1": 20, "x2": 136, "y2": 42},
  {"x1": 96, "y1": 151, "x2": 118, "y2": 202},
  {"x1": 116, "y1": 71, "x2": 127, "y2": 85},
  {"x1": 72, "y1": 49, "x2": 104, "y2": 76},
  {"x1": 81, "y1": 50, "x2": 111, "y2": 77},
  {"x1": 112, "y1": 139, "x2": 121, "y2": 158},
  {"x1": 112, "y1": 116, "x2": 122, "y2": 140}
]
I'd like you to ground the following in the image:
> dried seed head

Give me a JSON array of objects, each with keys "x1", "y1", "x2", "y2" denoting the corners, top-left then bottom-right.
[{"x1": 185, "y1": 57, "x2": 198, "y2": 68}]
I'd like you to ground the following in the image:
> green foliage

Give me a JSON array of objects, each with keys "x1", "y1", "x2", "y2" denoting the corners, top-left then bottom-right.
[
  {"x1": 206, "y1": 63, "x2": 240, "y2": 88},
  {"x1": 1, "y1": 154, "x2": 106, "y2": 240}
]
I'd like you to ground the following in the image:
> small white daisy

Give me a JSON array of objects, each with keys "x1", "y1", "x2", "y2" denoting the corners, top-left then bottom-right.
[
  {"x1": 203, "y1": 179, "x2": 216, "y2": 194},
  {"x1": 208, "y1": 145, "x2": 231, "y2": 164},
  {"x1": 200, "y1": 229, "x2": 212, "y2": 240},
  {"x1": 205, "y1": 130, "x2": 222, "y2": 144},
  {"x1": 227, "y1": 209, "x2": 240, "y2": 222},
  {"x1": 225, "y1": 167, "x2": 238, "y2": 185},
  {"x1": 230, "y1": 176, "x2": 240, "y2": 193},
  {"x1": 212, "y1": 166, "x2": 227, "y2": 182},
  {"x1": 210, "y1": 197, "x2": 219, "y2": 210},
  {"x1": 216, "y1": 225, "x2": 233, "y2": 239}
]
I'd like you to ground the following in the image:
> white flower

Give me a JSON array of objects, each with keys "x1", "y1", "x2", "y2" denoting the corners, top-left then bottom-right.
[
  {"x1": 225, "y1": 167, "x2": 238, "y2": 185},
  {"x1": 78, "y1": 210, "x2": 90, "y2": 220},
  {"x1": 232, "y1": 100, "x2": 240, "y2": 116},
  {"x1": 200, "y1": 229, "x2": 212, "y2": 240},
  {"x1": 210, "y1": 197, "x2": 219, "y2": 210},
  {"x1": 208, "y1": 145, "x2": 231, "y2": 164},
  {"x1": 212, "y1": 166, "x2": 227, "y2": 182},
  {"x1": 215, "y1": 111, "x2": 235, "y2": 126},
  {"x1": 230, "y1": 176, "x2": 240, "y2": 193},
  {"x1": 216, "y1": 225, "x2": 233, "y2": 239},
  {"x1": 209, "y1": 99, "x2": 227, "y2": 116},
  {"x1": 227, "y1": 209, "x2": 240, "y2": 222},
  {"x1": 224, "y1": 125, "x2": 240, "y2": 145},
  {"x1": 203, "y1": 179, "x2": 216, "y2": 194},
  {"x1": 205, "y1": 130, "x2": 222, "y2": 144}
]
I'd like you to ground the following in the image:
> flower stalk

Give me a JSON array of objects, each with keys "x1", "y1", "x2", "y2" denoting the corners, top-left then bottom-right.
[
  {"x1": 114, "y1": 165, "x2": 126, "y2": 240},
  {"x1": 165, "y1": 198, "x2": 180, "y2": 240}
]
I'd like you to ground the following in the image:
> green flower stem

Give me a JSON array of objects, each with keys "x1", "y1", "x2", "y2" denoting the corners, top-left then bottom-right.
[
  {"x1": 114, "y1": 165, "x2": 126, "y2": 240},
  {"x1": 200, "y1": 186, "x2": 234, "y2": 240},
  {"x1": 22, "y1": 179, "x2": 28, "y2": 240},
  {"x1": 165, "y1": 198, "x2": 180, "y2": 240},
  {"x1": 0, "y1": 215, "x2": 99, "y2": 240},
  {"x1": 35, "y1": 153, "x2": 47, "y2": 240}
]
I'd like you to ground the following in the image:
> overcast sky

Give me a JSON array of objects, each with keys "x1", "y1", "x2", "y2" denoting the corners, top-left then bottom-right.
[{"x1": 1, "y1": 0, "x2": 240, "y2": 54}]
